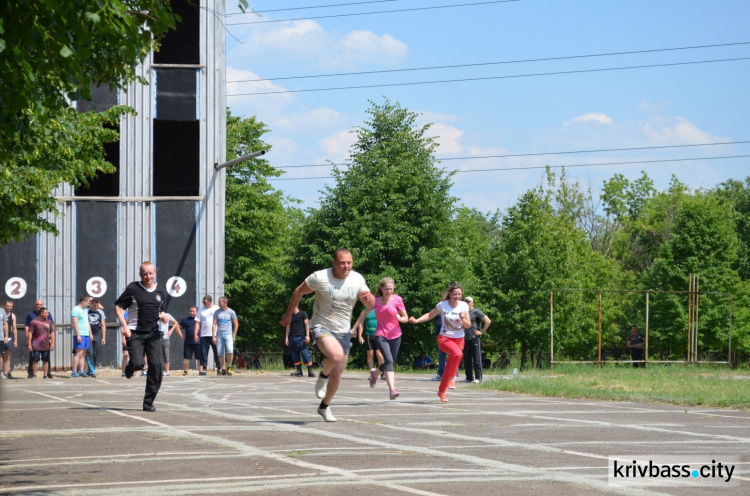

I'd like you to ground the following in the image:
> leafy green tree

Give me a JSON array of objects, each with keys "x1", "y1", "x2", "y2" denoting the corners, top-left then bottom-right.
[
  {"x1": 0, "y1": 1, "x2": 178, "y2": 244},
  {"x1": 643, "y1": 191, "x2": 745, "y2": 357},
  {"x1": 223, "y1": 111, "x2": 302, "y2": 351},
  {"x1": 715, "y1": 177, "x2": 750, "y2": 280},
  {"x1": 0, "y1": 106, "x2": 131, "y2": 245},
  {"x1": 0, "y1": 0, "x2": 249, "y2": 245}
]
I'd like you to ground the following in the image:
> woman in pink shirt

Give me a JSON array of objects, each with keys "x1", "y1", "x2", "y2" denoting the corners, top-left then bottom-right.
[{"x1": 356, "y1": 277, "x2": 408, "y2": 399}]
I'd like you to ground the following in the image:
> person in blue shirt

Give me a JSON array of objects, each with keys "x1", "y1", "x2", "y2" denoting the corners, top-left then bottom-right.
[{"x1": 414, "y1": 352, "x2": 435, "y2": 369}]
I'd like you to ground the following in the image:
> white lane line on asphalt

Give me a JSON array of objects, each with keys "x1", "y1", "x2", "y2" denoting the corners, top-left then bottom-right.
[
  {"x1": 160, "y1": 397, "x2": 670, "y2": 496},
  {"x1": 21, "y1": 390, "x2": 448, "y2": 496},
  {"x1": 490, "y1": 411, "x2": 750, "y2": 443}
]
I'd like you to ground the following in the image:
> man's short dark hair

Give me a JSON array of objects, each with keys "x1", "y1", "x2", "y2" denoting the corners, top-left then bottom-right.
[
  {"x1": 91, "y1": 298, "x2": 100, "y2": 304},
  {"x1": 203, "y1": 295, "x2": 213, "y2": 303},
  {"x1": 333, "y1": 248, "x2": 352, "y2": 260},
  {"x1": 79, "y1": 295, "x2": 90, "y2": 303}
]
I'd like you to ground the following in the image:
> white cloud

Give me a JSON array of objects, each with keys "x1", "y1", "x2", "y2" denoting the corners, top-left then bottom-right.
[
  {"x1": 274, "y1": 106, "x2": 343, "y2": 132},
  {"x1": 567, "y1": 113, "x2": 614, "y2": 125},
  {"x1": 319, "y1": 129, "x2": 357, "y2": 161},
  {"x1": 226, "y1": 66, "x2": 294, "y2": 118},
  {"x1": 228, "y1": 20, "x2": 408, "y2": 69},
  {"x1": 426, "y1": 123, "x2": 464, "y2": 155},
  {"x1": 332, "y1": 31, "x2": 408, "y2": 66},
  {"x1": 642, "y1": 116, "x2": 722, "y2": 144}
]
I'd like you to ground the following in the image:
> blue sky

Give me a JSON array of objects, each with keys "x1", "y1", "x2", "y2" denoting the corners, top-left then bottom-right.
[{"x1": 225, "y1": 0, "x2": 750, "y2": 213}]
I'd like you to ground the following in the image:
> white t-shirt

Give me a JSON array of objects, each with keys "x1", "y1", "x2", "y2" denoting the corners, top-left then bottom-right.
[
  {"x1": 158, "y1": 313, "x2": 175, "y2": 340},
  {"x1": 305, "y1": 268, "x2": 370, "y2": 334},
  {"x1": 436, "y1": 300, "x2": 470, "y2": 339},
  {"x1": 196, "y1": 305, "x2": 217, "y2": 337}
]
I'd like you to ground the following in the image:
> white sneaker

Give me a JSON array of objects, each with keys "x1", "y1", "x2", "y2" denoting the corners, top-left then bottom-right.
[
  {"x1": 315, "y1": 374, "x2": 328, "y2": 399},
  {"x1": 317, "y1": 406, "x2": 337, "y2": 422},
  {"x1": 163, "y1": 371, "x2": 169, "y2": 376},
  {"x1": 473, "y1": 379, "x2": 480, "y2": 384},
  {"x1": 431, "y1": 374, "x2": 442, "y2": 381},
  {"x1": 0, "y1": 373, "x2": 6, "y2": 379}
]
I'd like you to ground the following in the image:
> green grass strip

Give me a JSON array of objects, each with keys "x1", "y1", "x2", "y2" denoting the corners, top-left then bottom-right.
[{"x1": 479, "y1": 365, "x2": 750, "y2": 410}]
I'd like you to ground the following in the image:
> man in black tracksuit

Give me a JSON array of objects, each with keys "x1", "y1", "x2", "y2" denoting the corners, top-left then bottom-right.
[{"x1": 115, "y1": 261, "x2": 167, "y2": 411}]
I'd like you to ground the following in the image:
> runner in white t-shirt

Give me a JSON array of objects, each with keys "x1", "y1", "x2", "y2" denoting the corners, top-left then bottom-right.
[{"x1": 280, "y1": 248, "x2": 374, "y2": 422}]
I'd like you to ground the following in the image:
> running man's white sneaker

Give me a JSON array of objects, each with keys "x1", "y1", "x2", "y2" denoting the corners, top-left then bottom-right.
[
  {"x1": 317, "y1": 406, "x2": 337, "y2": 422},
  {"x1": 472, "y1": 379, "x2": 480, "y2": 384},
  {"x1": 315, "y1": 374, "x2": 328, "y2": 399},
  {"x1": 431, "y1": 374, "x2": 442, "y2": 381}
]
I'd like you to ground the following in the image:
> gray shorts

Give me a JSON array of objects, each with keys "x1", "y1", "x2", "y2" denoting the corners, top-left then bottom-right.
[
  {"x1": 161, "y1": 339, "x2": 170, "y2": 362},
  {"x1": 311, "y1": 326, "x2": 353, "y2": 355}
]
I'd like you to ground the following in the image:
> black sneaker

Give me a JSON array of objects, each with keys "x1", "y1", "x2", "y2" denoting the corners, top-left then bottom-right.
[
  {"x1": 308, "y1": 370, "x2": 316, "y2": 378},
  {"x1": 290, "y1": 370, "x2": 303, "y2": 377},
  {"x1": 46, "y1": 374, "x2": 53, "y2": 379},
  {"x1": 143, "y1": 404, "x2": 156, "y2": 412}
]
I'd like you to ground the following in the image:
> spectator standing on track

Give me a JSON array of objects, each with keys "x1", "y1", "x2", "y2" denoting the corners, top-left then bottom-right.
[
  {"x1": 26, "y1": 300, "x2": 54, "y2": 379},
  {"x1": 280, "y1": 248, "x2": 374, "y2": 422},
  {"x1": 86, "y1": 298, "x2": 106, "y2": 378},
  {"x1": 627, "y1": 325, "x2": 646, "y2": 368},
  {"x1": 461, "y1": 297, "x2": 491, "y2": 384},
  {"x1": 158, "y1": 312, "x2": 182, "y2": 376},
  {"x1": 212, "y1": 296, "x2": 238, "y2": 376},
  {"x1": 27, "y1": 308, "x2": 55, "y2": 378},
  {"x1": 70, "y1": 296, "x2": 92, "y2": 378},
  {"x1": 3, "y1": 301, "x2": 17, "y2": 378},
  {"x1": 409, "y1": 282, "x2": 470, "y2": 403},
  {"x1": 115, "y1": 261, "x2": 167, "y2": 412},
  {"x1": 180, "y1": 306, "x2": 201, "y2": 376},
  {"x1": 196, "y1": 296, "x2": 218, "y2": 375},
  {"x1": 285, "y1": 306, "x2": 315, "y2": 378}
]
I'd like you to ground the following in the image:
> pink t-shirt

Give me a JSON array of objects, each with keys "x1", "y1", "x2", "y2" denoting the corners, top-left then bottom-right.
[{"x1": 375, "y1": 294, "x2": 405, "y2": 340}]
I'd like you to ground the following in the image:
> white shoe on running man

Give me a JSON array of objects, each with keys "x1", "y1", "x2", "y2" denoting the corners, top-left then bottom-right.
[
  {"x1": 315, "y1": 374, "x2": 328, "y2": 399},
  {"x1": 431, "y1": 374, "x2": 442, "y2": 381},
  {"x1": 317, "y1": 406, "x2": 337, "y2": 422}
]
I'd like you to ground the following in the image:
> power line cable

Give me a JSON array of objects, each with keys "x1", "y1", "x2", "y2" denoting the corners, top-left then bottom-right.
[
  {"x1": 266, "y1": 154, "x2": 750, "y2": 181},
  {"x1": 227, "y1": 1, "x2": 398, "y2": 16},
  {"x1": 228, "y1": 56, "x2": 750, "y2": 96},
  {"x1": 227, "y1": 0, "x2": 521, "y2": 25},
  {"x1": 228, "y1": 41, "x2": 750, "y2": 83},
  {"x1": 274, "y1": 140, "x2": 750, "y2": 169}
]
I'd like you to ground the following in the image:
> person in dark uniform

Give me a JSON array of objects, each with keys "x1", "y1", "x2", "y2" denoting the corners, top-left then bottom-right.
[
  {"x1": 115, "y1": 261, "x2": 167, "y2": 411},
  {"x1": 627, "y1": 325, "x2": 646, "y2": 368}
]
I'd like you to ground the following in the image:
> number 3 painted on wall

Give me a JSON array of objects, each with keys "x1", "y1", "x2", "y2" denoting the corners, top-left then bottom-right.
[{"x1": 86, "y1": 277, "x2": 108, "y2": 297}]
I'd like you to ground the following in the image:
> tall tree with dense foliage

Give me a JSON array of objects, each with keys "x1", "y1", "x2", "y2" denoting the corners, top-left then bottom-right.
[
  {"x1": 223, "y1": 111, "x2": 301, "y2": 351},
  {"x1": 293, "y1": 98, "x2": 476, "y2": 360},
  {"x1": 643, "y1": 191, "x2": 746, "y2": 357},
  {"x1": 0, "y1": 1, "x2": 178, "y2": 244},
  {"x1": 0, "y1": 0, "x2": 250, "y2": 245}
]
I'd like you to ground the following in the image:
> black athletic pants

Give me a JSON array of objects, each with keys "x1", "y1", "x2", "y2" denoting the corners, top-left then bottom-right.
[
  {"x1": 125, "y1": 328, "x2": 163, "y2": 406},
  {"x1": 463, "y1": 336, "x2": 482, "y2": 382}
]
